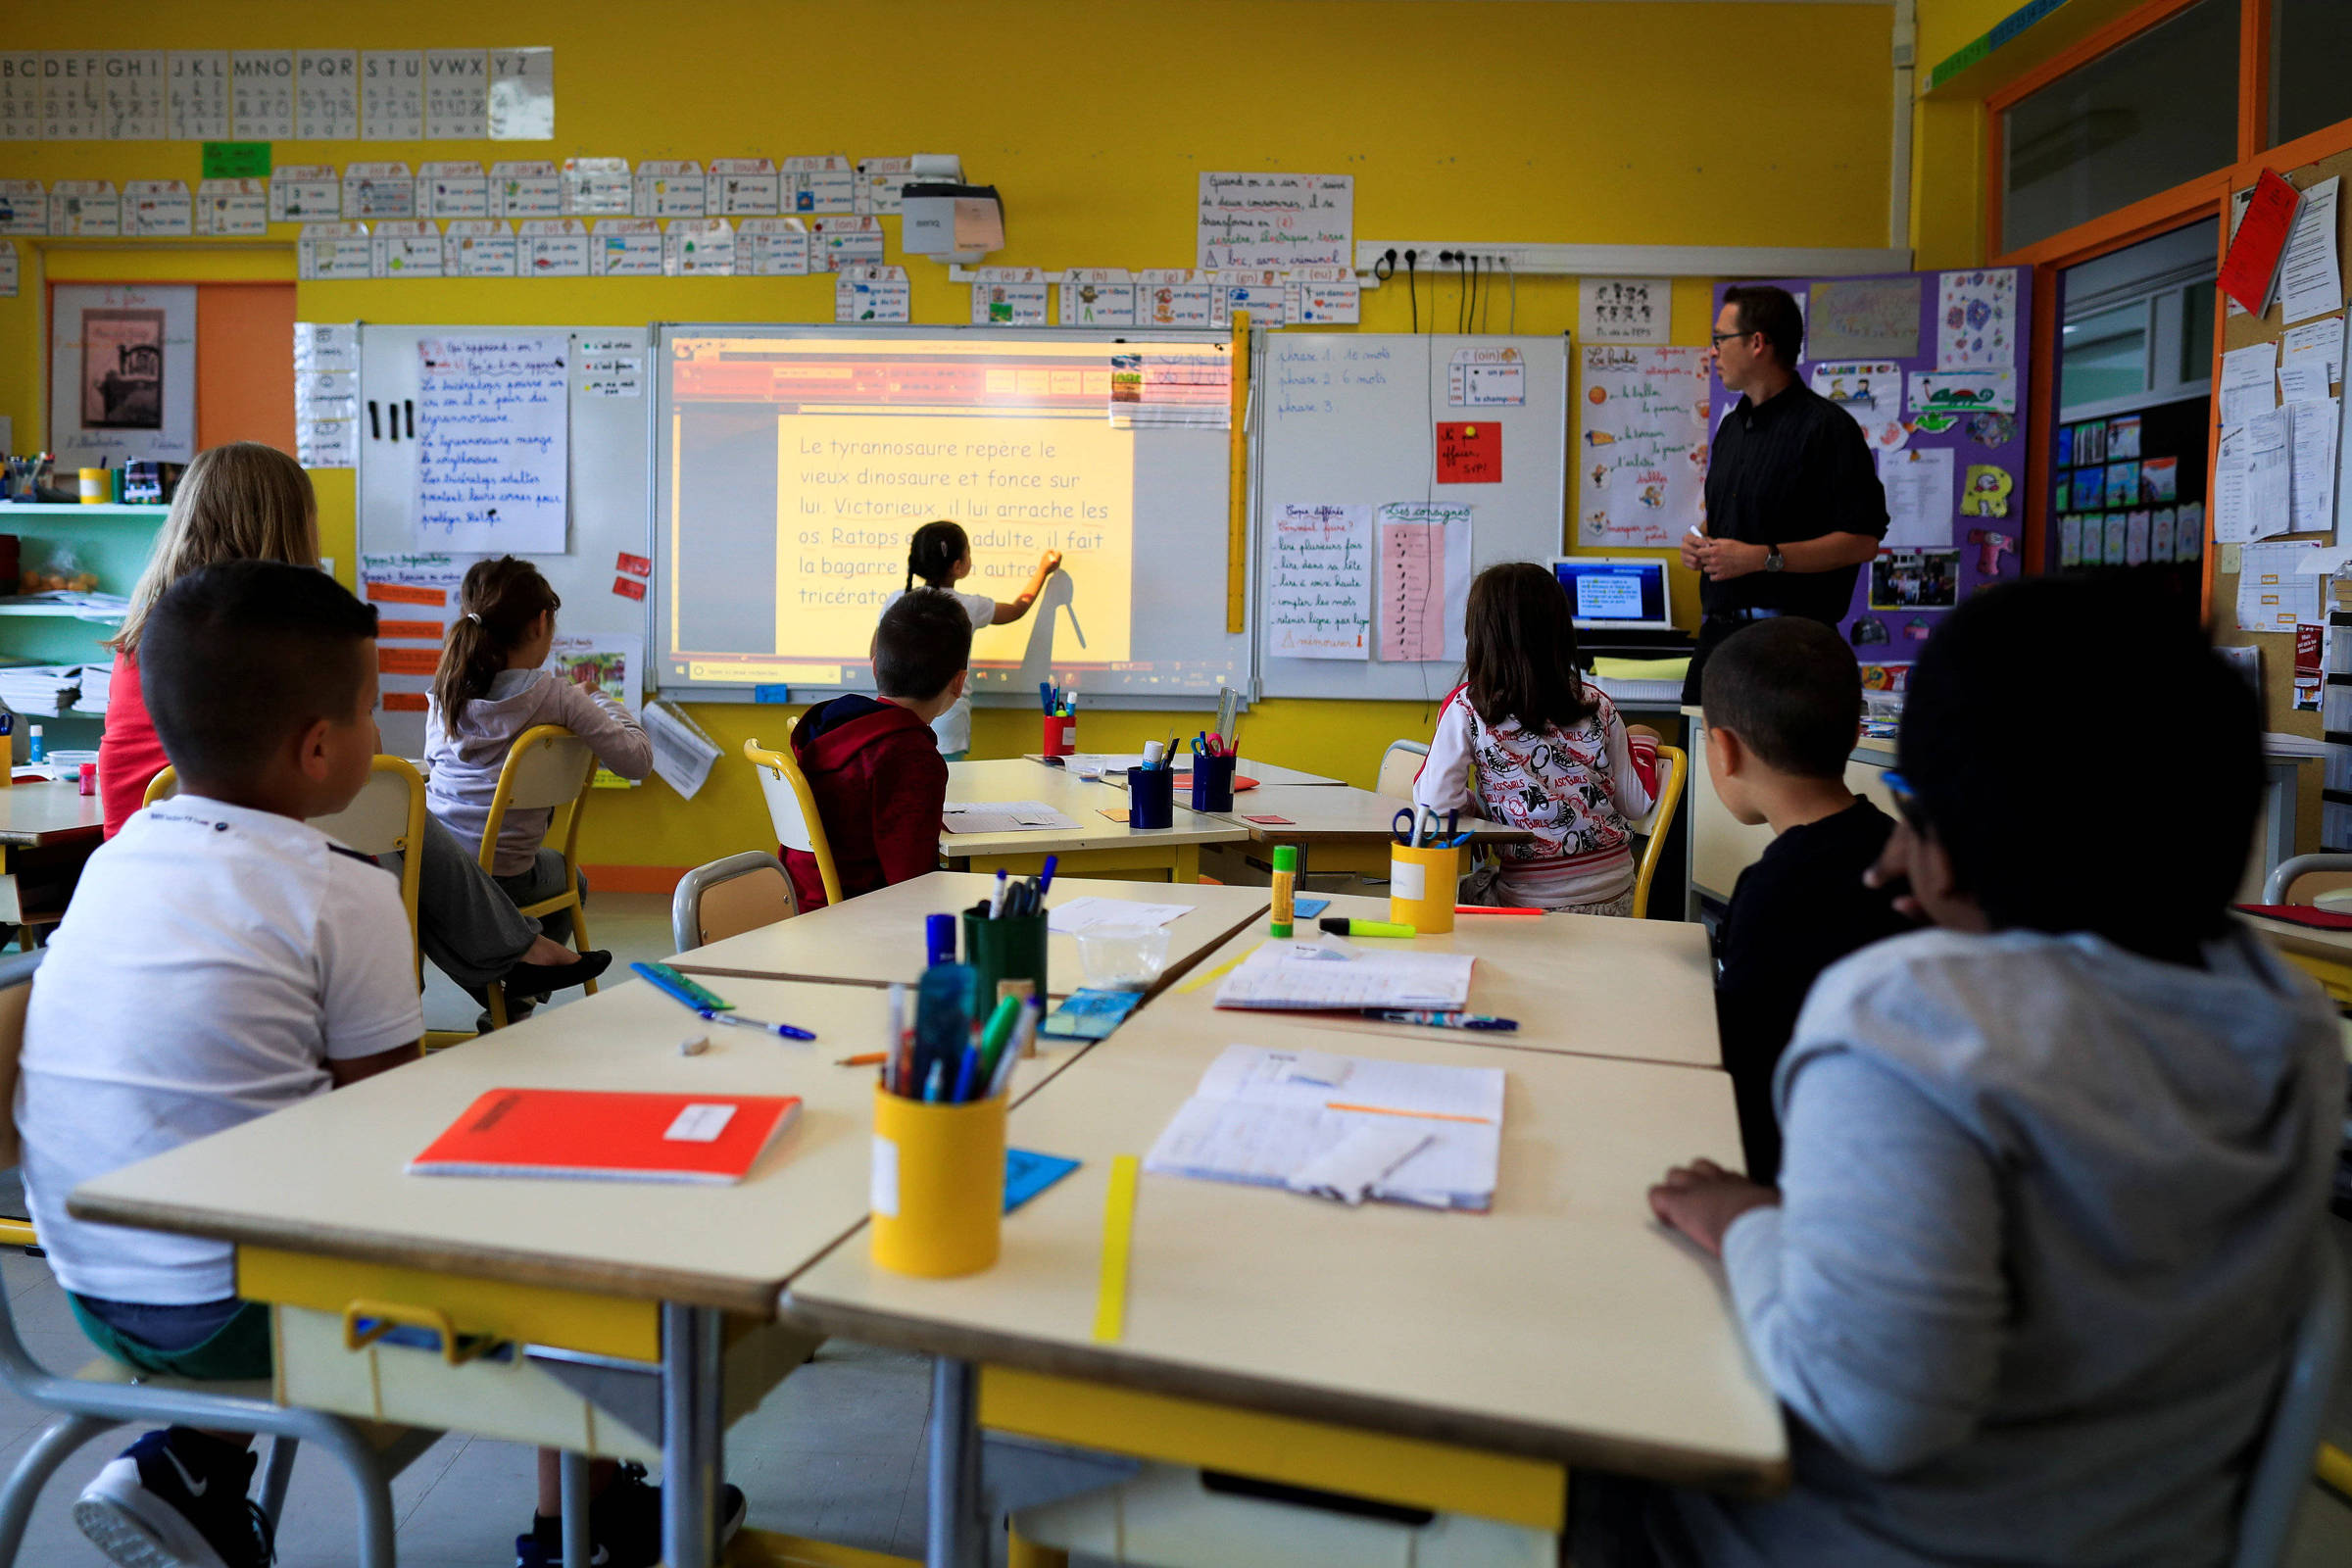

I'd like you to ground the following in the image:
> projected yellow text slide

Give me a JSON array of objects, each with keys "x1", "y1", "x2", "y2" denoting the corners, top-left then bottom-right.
[{"x1": 773, "y1": 413, "x2": 1133, "y2": 666}]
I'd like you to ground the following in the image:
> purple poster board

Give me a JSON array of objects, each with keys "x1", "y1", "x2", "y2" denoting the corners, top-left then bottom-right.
[{"x1": 1708, "y1": 268, "x2": 2032, "y2": 682}]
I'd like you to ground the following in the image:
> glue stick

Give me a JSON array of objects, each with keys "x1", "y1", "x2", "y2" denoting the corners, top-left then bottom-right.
[{"x1": 1269, "y1": 845, "x2": 1298, "y2": 938}]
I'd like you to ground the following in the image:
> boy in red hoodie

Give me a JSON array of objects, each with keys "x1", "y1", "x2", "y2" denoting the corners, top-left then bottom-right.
[{"x1": 786, "y1": 590, "x2": 972, "y2": 909}]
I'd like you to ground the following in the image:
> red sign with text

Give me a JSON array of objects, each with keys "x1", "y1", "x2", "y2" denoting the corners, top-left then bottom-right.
[{"x1": 1436, "y1": 421, "x2": 1500, "y2": 484}]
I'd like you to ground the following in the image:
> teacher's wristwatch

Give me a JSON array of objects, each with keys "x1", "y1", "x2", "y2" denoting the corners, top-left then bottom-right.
[{"x1": 1764, "y1": 547, "x2": 1786, "y2": 572}]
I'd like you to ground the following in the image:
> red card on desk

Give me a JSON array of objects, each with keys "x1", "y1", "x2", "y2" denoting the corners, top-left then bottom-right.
[
  {"x1": 1243, "y1": 813, "x2": 1294, "y2": 825},
  {"x1": 2236, "y1": 903, "x2": 2352, "y2": 931},
  {"x1": 410, "y1": 1088, "x2": 801, "y2": 1184}
]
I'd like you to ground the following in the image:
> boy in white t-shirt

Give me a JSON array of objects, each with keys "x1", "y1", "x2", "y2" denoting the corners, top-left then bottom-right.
[{"x1": 18, "y1": 562, "x2": 420, "y2": 1568}]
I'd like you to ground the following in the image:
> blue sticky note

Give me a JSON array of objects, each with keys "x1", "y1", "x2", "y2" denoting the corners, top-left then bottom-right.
[
  {"x1": 754, "y1": 683, "x2": 792, "y2": 703},
  {"x1": 1004, "y1": 1149, "x2": 1081, "y2": 1213},
  {"x1": 1294, "y1": 898, "x2": 1332, "y2": 919}
]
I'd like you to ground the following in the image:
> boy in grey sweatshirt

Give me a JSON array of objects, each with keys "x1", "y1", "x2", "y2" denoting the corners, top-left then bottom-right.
[{"x1": 1622, "y1": 575, "x2": 2345, "y2": 1567}]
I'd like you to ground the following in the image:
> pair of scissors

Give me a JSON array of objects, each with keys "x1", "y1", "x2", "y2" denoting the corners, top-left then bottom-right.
[{"x1": 1391, "y1": 807, "x2": 1446, "y2": 847}]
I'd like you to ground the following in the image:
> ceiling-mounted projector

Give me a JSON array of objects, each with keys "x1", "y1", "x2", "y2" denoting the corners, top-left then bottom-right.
[{"x1": 903, "y1": 183, "x2": 1004, "y2": 265}]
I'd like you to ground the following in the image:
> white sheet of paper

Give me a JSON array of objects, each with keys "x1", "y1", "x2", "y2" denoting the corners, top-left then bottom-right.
[
  {"x1": 1267, "y1": 503, "x2": 1372, "y2": 660},
  {"x1": 2221, "y1": 342, "x2": 2279, "y2": 426},
  {"x1": 1215, "y1": 941, "x2": 1475, "y2": 1011},
  {"x1": 2291, "y1": 397, "x2": 2340, "y2": 537},
  {"x1": 1046, "y1": 896, "x2": 1195, "y2": 935},
  {"x1": 2279, "y1": 176, "x2": 2344, "y2": 326},
  {"x1": 644, "y1": 701, "x2": 720, "y2": 800},
  {"x1": 940, "y1": 802, "x2": 1081, "y2": 835},
  {"x1": 414, "y1": 333, "x2": 568, "y2": 552},
  {"x1": 1878, "y1": 446, "x2": 1956, "y2": 549},
  {"x1": 2244, "y1": 408, "x2": 2297, "y2": 541},
  {"x1": 2282, "y1": 315, "x2": 2345, "y2": 386},
  {"x1": 2278, "y1": 361, "x2": 2334, "y2": 406},
  {"x1": 2238, "y1": 543, "x2": 2322, "y2": 632}
]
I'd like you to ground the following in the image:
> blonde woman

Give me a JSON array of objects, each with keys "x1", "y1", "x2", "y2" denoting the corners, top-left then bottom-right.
[{"x1": 102, "y1": 442, "x2": 605, "y2": 1004}]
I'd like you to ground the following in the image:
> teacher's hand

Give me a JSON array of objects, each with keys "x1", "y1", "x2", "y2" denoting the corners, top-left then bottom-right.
[
  {"x1": 1678, "y1": 529, "x2": 1705, "y2": 570},
  {"x1": 1696, "y1": 538, "x2": 1770, "y2": 581}
]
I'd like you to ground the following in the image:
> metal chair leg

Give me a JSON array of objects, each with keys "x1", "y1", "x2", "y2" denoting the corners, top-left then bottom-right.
[
  {"x1": 561, "y1": 1450, "x2": 591, "y2": 1568},
  {"x1": 568, "y1": 890, "x2": 597, "y2": 998},
  {"x1": 258, "y1": 1435, "x2": 299, "y2": 1526},
  {"x1": 0, "y1": 1411, "x2": 115, "y2": 1567}
]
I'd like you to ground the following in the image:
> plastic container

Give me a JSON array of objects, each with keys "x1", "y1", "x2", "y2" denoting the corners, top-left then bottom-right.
[
  {"x1": 961, "y1": 906, "x2": 1048, "y2": 1009},
  {"x1": 1041, "y1": 714, "x2": 1077, "y2": 757},
  {"x1": 27, "y1": 726, "x2": 43, "y2": 764},
  {"x1": 1126, "y1": 765, "x2": 1175, "y2": 829},
  {"x1": 1389, "y1": 843, "x2": 1460, "y2": 934},
  {"x1": 1075, "y1": 923, "x2": 1170, "y2": 991},
  {"x1": 76, "y1": 761, "x2": 95, "y2": 797},
  {"x1": 870, "y1": 1084, "x2": 1006, "y2": 1278},
  {"x1": 76, "y1": 468, "x2": 107, "y2": 504},
  {"x1": 1188, "y1": 752, "x2": 1237, "y2": 813}
]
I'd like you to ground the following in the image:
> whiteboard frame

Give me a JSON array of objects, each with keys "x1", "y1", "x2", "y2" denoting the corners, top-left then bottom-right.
[{"x1": 650, "y1": 321, "x2": 1250, "y2": 710}]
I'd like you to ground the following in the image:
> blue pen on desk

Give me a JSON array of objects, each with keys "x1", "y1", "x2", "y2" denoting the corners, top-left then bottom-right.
[
  {"x1": 1364, "y1": 1009, "x2": 1520, "y2": 1033},
  {"x1": 701, "y1": 1008, "x2": 816, "y2": 1043},
  {"x1": 1037, "y1": 854, "x2": 1058, "y2": 898}
]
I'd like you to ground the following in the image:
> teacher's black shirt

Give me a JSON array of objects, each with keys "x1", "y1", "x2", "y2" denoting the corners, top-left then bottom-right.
[{"x1": 1702, "y1": 379, "x2": 1889, "y2": 624}]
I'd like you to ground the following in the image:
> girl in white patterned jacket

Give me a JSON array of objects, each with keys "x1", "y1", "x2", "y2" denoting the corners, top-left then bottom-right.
[{"x1": 1415, "y1": 563, "x2": 1659, "y2": 913}]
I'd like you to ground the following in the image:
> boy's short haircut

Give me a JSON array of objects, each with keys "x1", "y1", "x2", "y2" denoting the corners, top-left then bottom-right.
[
  {"x1": 1701, "y1": 618, "x2": 1864, "y2": 779},
  {"x1": 875, "y1": 590, "x2": 973, "y2": 700},
  {"x1": 143, "y1": 561, "x2": 379, "y2": 783},
  {"x1": 1900, "y1": 574, "x2": 2259, "y2": 962}
]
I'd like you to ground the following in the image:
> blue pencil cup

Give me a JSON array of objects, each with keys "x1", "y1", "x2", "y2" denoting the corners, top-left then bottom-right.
[
  {"x1": 1189, "y1": 753, "x2": 1237, "y2": 813},
  {"x1": 1127, "y1": 766, "x2": 1176, "y2": 830}
]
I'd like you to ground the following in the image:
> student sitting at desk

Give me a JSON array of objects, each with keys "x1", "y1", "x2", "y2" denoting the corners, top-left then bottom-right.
[
  {"x1": 1415, "y1": 563, "x2": 1658, "y2": 914},
  {"x1": 884, "y1": 519, "x2": 1060, "y2": 760},
  {"x1": 1699, "y1": 618, "x2": 1910, "y2": 1185},
  {"x1": 425, "y1": 557, "x2": 652, "y2": 1019},
  {"x1": 1626, "y1": 576, "x2": 2343, "y2": 1567},
  {"x1": 99, "y1": 443, "x2": 601, "y2": 1008},
  {"x1": 787, "y1": 590, "x2": 970, "y2": 909}
]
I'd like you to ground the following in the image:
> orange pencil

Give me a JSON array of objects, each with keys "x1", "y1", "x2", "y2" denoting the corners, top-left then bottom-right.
[{"x1": 836, "y1": 1052, "x2": 889, "y2": 1067}]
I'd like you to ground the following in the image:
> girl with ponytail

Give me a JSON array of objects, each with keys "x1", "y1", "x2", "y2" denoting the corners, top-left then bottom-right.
[
  {"x1": 885, "y1": 520, "x2": 1061, "y2": 759},
  {"x1": 425, "y1": 557, "x2": 653, "y2": 985}
]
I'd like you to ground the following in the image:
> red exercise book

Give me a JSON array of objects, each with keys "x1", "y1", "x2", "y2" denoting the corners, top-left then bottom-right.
[
  {"x1": 2220, "y1": 170, "x2": 2301, "y2": 316},
  {"x1": 2236, "y1": 903, "x2": 2352, "y2": 932},
  {"x1": 409, "y1": 1088, "x2": 801, "y2": 1185}
]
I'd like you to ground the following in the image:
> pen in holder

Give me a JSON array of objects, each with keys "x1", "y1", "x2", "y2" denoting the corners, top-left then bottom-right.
[
  {"x1": 870, "y1": 1083, "x2": 1006, "y2": 1277},
  {"x1": 1041, "y1": 713, "x2": 1076, "y2": 757},
  {"x1": 1188, "y1": 752, "x2": 1237, "y2": 813},
  {"x1": 1126, "y1": 765, "x2": 1176, "y2": 829},
  {"x1": 1390, "y1": 842, "x2": 1460, "y2": 934},
  {"x1": 963, "y1": 906, "x2": 1048, "y2": 1006}
]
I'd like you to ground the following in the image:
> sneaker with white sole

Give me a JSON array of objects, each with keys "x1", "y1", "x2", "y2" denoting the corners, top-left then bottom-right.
[
  {"x1": 73, "y1": 1426, "x2": 273, "y2": 1568},
  {"x1": 513, "y1": 1461, "x2": 746, "y2": 1568}
]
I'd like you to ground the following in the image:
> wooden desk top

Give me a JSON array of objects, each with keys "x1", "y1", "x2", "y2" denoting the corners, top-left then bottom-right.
[
  {"x1": 785, "y1": 1009, "x2": 1785, "y2": 1490},
  {"x1": 69, "y1": 976, "x2": 1083, "y2": 1315},
  {"x1": 1157, "y1": 893, "x2": 1721, "y2": 1068},
  {"x1": 0, "y1": 779, "x2": 105, "y2": 846},
  {"x1": 1217, "y1": 785, "x2": 1531, "y2": 845},
  {"x1": 1021, "y1": 755, "x2": 1346, "y2": 788},
  {"x1": 941, "y1": 760, "x2": 1249, "y2": 858},
  {"x1": 671, "y1": 872, "x2": 1271, "y2": 999}
]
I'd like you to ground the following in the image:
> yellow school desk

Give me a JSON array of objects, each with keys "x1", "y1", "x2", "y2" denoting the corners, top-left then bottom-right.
[
  {"x1": 0, "y1": 778, "x2": 104, "y2": 933},
  {"x1": 783, "y1": 1007, "x2": 1783, "y2": 1566},
  {"x1": 940, "y1": 760, "x2": 1249, "y2": 883},
  {"x1": 670, "y1": 870, "x2": 1270, "y2": 1000},
  {"x1": 1214, "y1": 785, "x2": 1531, "y2": 879},
  {"x1": 68, "y1": 973, "x2": 1076, "y2": 1568},
  {"x1": 1021, "y1": 754, "x2": 1346, "y2": 788},
  {"x1": 2245, "y1": 911, "x2": 2352, "y2": 1009},
  {"x1": 1157, "y1": 891, "x2": 1721, "y2": 1068}
]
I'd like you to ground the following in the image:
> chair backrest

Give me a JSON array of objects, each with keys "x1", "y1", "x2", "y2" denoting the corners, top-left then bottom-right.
[
  {"x1": 310, "y1": 759, "x2": 428, "y2": 977},
  {"x1": 1627, "y1": 744, "x2": 1687, "y2": 921},
  {"x1": 2262, "y1": 853, "x2": 2352, "y2": 906},
  {"x1": 1376, "y1": 740, "x2": 1430, "y2": 798},
  {"x1": 0, "y1": 949, "x2": 40, "y2": 1171},
  {"x1": 141, "y1": 765, "x2": 176, "y2": 807},
  {"x1": 2230, "y1": 1235, "x2": 2350, "y2": 1568},
  {"x1": 479, "y1": 725, "x2": 596, "y2": 873},
  {"x1": 744, "y1": 738, "x2": 843, "y2": 906},
  {"x1": 670, "y1": 851, "x2": 797, "y2": 953}
]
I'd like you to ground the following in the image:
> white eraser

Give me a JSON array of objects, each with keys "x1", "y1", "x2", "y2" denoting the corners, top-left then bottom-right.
[{"x1": 678, "y1": 1033, "x2": 710, "y2": 1057}]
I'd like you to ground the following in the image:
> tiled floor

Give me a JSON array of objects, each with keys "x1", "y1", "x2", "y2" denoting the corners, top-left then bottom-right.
[{"x1": 6, "y1": 891, "x2": 2350, "y2": 1565}]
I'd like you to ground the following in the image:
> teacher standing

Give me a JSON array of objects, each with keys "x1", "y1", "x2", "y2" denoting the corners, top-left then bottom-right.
[{"x1": 1679, "y1": 285, "x2": 1889, "y2": 704}]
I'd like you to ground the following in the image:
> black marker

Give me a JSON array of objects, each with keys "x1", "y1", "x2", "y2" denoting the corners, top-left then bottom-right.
[
  {"x1": 404, "y1": 400, "x2": 415, "y2": 438},
  {"x1": 368, "y1": 401, "x2": 380, "y2": 439}
]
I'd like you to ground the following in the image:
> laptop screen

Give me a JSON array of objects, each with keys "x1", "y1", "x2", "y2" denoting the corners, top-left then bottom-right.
[{"x1": 1550, "y1": 558, "x2": 1673, "y2": 631}]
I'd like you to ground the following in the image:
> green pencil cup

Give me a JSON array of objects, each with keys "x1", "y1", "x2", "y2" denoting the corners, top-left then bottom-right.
[{"x1": 961, "y1": 907, "x2": 1048, "y2": 1007}]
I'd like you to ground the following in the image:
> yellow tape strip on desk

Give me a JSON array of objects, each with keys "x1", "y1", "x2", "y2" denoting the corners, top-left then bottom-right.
[{"x1": 1093, "y1": 1155, "x2": 1139, "y2": 1343}]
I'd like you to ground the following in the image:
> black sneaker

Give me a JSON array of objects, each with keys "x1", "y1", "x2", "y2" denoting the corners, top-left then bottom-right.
[
  {"x1": 74, "y1": 1426, "x2": 273, "y2": 1568},
  {"x1": 513, "y1": 1462, "x2": 746, "y2": 1568}
]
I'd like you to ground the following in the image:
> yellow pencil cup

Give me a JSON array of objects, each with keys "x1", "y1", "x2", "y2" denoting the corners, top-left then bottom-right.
[
  {"x1": 870, "y1": 1084, "x2": 1006, "y2": 1278},
  {"x1": 1389, "y1": 843, "x2": 1459, "y2": 934}
]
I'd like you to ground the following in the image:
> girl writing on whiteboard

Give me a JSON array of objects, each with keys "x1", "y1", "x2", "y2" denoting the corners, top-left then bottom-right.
[
  {"x1": 1415, "y1": 563, "x2": 1660, "y2": 914},
  {"x1": 885, "y1": 520, "x2": 1061, "y2": 760},
  {"x1": 102, "y1": 443, "x2": 610, "y2": 1010},
  {"x1": 426, "y1": 557, "x2": 653, "y2": 1018}
]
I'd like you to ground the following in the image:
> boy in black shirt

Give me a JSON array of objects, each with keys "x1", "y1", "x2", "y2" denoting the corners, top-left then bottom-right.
[{"x1": 1701, "y1": 618, "x2": 1912, "y2": 1183}]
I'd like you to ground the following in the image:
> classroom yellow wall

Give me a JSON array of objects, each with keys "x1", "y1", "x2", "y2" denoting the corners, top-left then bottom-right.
[{"x1": 0, "y1": 0, "x2": 1898, "y2": 874}]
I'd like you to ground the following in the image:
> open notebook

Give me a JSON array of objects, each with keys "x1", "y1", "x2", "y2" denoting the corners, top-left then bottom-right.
[
  {"x1": 1145, "y1": 1044, "x2": 1503, "y2": 1210},
  {"x1": 1213, "y1": 939, "x2": 1475, "y2": 1012}
]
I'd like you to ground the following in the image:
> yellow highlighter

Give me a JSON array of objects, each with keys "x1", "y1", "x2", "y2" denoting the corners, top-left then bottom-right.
[{"x1": 1319, "y1": 917, "x2": 1417, "y2": 939}]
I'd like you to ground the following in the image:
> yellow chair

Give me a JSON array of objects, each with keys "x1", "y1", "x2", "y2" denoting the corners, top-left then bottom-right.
[
  {"x1": 475, "y1": 725, "x2": 599, "y2": 1030},
  {"x1": 145, "y1": 759, "x2": 428, "y2": 979},
  {"x1": 670, "y1": 851, "x2": 796, "y2": 953},
  {"x1": 1375, "y1": 739, "x2": 1429, "y2": 797},
  {"x1": 744, "y1": 738, "x2": 843, "y2": 907},
  {"x1": 1626, "y1": 743, "x2": 1688, "y2": 920}
]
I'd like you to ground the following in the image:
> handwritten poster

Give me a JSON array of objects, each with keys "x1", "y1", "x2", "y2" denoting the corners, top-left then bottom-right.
[
  {"x1": 1807, "y1": 276, "x2": 1921, "y2": 361},
  {"x1": 1578, "y1": 278, "x2": 1667, "y2": 344},
  {"x1": 1376, "y1": 503, "x2": 1473, "y2": 663},
  {"x1": 1268, "y1": 503, "x2": 1371, "y2": 661},
  {"x1": 1935, "y1": 269, "x2": 2018, "y2": 370},
  {"x1": 1578, "y1": 345, "x2": 1708, "y2": 547},
  {"x1": 414, "y1": 333, "x2": 568, "y2": 553},
  {"x1": 1197, "y1": 172, "x2": 1352, "y2": 270}
]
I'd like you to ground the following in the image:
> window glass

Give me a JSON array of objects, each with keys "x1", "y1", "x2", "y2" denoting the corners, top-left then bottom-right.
[
  {"x1": 2060, "y1": 304, "x2": 2149, "y2": 409},
  {"x1": 2001, "y1": 0, "x2": 2237, "y2": 252},
  {"x1": 2272, "y1": 0, "x2": 2352, "y2": 149}
]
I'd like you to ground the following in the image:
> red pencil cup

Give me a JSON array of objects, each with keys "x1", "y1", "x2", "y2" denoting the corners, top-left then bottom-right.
[
  {"x1": 1042, "y1": 714, "x2": 1076, "y2": 757},
  {"x1": 76, "y1": 762, "x2": 95, "y2": 797}
]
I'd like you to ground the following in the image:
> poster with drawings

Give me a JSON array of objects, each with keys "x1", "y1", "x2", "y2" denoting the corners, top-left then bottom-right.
[
  {"x1": 1935, "y1": 270, "x2": 2018, "y2": 370},
  {"x1": 1577, "y1": 345, "x2": 1708, "y2": 548},
  {"x1": 1807, "y1": 361, "x2": 1907, "y2": 450}
]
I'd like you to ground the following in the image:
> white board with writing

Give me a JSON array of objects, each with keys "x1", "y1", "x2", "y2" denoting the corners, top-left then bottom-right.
[
  {"x1": 415, "y1": 332, "x2": 568, "y2": 552},
  {"x1": 1254, "y1": 334, "x2": 1569, "y2": 701}
]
